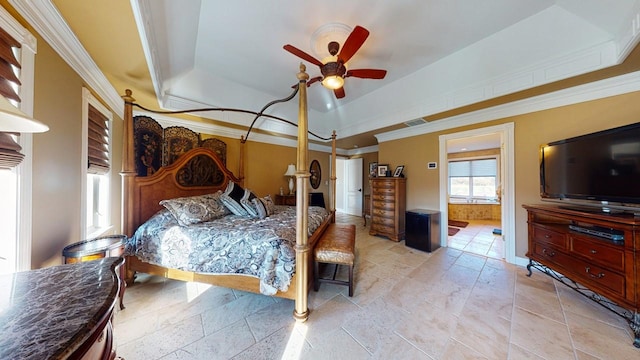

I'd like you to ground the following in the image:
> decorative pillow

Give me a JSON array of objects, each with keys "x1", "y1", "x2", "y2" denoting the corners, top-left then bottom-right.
[
  {"x1": 220, "y1": 181, "x2": 249, "y2": 216},
  {"x1": 251, "y1": 195, "x2": 275, "y2": 219},
  {"x1": 159, "y1": 190, "x2": 229, "y2": 226},
  {"x1": 240, "y1": 189, "x2": 259, "y2": 218}
]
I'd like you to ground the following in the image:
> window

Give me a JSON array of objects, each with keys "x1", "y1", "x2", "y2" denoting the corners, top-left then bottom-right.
[
  {"x1": 448, "y1": 158, "x2": 499, "y2": 202},
  {"x1": 0, "y1": 10, "x2": 36, "y2": 274},
  {"x1": 82, "y1": 88, "x2": 113, "y2": 239}
]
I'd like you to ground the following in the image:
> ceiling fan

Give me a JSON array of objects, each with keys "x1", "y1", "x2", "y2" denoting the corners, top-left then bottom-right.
[{"x1": 283, "y1": 25, "x2": 387, "y2": 99}]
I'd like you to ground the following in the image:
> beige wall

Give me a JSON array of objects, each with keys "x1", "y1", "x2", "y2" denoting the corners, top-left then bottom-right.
[
  {"x1": 241, "y1": 140, "x2": 332, "y2": 205},
  {"x1": 30, "y1": 33, "x2": 125, "y2": 268},
  {"x1": 380, "y1": 91, "x2": 640, "y2": 258},
  {"x1": 379, "y1": 131, "x2": 442, "y2": 210}
]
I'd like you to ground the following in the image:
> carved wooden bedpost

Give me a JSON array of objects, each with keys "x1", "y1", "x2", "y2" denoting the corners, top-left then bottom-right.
[
  {"x1": 294, "y1": 63, "x2": 310, "y2": 322},
  {"x1": 239, "y1": 136, "x2": 245, "y2": 187},
  {"x1": 331, "y1": 130, "x2": 337, "y2": 222},
  {"x1": 121, "y1": 89, "x2": 136, "y2": 238}
]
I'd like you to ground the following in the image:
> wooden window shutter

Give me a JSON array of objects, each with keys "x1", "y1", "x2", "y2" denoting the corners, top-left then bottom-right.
[
  {"x1": 87, "y1": 104, "x2": 110, "y2": 174},
  {"x1": 0, "y1": 26, "x2": 23, "y2": 169},
  {"x1": 0, "y1": 26, "x2": 20, "y2": 102}
]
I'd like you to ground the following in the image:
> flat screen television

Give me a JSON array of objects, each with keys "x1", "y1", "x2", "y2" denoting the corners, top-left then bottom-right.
[{"x1": 540, "y1": 122, "x2": 640, "y2": 213}]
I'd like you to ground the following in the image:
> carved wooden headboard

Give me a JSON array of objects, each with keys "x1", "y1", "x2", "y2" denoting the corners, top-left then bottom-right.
[{"x1": 130, "y1": 147, "x2": 240, "y2": 232}]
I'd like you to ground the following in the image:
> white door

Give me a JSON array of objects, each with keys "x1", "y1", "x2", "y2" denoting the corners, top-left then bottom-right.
[
  {"x1": 335, "y1": 157, "x2": 345, "y2": 212},
  {"x1": 345, "y1": 157, "x2": 363, "y2": 216}
]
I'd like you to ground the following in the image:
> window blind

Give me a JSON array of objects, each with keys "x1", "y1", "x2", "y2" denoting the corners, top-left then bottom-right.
[
  {"x1": 87, "y1": 104, "x2": 110, "y2": 174},
  {"x1": 449, "y1": 159, "x2": 497, "y2": 177},
  {"x1": 0, "y1": 26, "x2": 23, "y2": 169}
]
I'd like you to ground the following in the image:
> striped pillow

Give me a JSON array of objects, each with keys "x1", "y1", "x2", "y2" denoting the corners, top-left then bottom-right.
[{"x1": 220, "y1": 181, "x2": 249, "y2": 216}]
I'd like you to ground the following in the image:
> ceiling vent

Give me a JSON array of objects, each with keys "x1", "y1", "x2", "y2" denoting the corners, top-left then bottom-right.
[{"x1": 404, "y1": 118, "x2": 427, "y2": 127}]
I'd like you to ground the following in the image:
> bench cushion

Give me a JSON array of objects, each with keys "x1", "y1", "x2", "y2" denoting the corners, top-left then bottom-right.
[{"x1": 314, "y1": 224, "x2": 355, "y2": 266}]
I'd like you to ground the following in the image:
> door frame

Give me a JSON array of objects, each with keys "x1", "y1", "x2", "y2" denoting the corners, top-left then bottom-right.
[{"x1": 438, "y1": 123, "x2": 515, "y2": 263}]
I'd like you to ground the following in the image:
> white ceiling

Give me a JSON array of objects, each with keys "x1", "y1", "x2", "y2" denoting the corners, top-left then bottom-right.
[
  {"x1": 13, "y1": 0, "x2": 640, "y2": 149},
  {"x1": 131, "y1": 0, "x2": 640, "y2": 142}
]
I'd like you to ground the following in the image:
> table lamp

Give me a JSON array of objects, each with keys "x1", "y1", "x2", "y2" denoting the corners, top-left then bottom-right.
[{"x1": 284, "y1": 164, "x2": 296, "y2": 195}]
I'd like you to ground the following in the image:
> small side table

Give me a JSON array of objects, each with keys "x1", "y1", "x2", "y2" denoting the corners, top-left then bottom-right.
[
  {"x1": 62, "y1": 234, "x2": 127, "y2": 309},
  {"x1": 275, "y1": 194, "x2": 296, "y2": 206}
]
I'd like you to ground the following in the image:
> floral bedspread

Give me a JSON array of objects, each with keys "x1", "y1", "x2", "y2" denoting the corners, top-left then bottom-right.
[{"x1": 125, "y1": 205, "x2": 329, "y2": 295}]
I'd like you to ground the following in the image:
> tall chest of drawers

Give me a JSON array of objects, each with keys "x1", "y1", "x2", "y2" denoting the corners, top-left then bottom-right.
[{"x1": 369, "y1": 177, "x2": 406, "y2": 241}]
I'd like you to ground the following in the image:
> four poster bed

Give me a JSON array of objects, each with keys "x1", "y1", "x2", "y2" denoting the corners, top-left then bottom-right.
[{"x1": 120, "y1": 65, "x2": 337, "y2": 320}]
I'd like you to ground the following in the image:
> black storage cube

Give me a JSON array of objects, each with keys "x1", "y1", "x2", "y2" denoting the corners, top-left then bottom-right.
[{"x1": 405, "y1": 209, "x2": 441, "y2": 252}]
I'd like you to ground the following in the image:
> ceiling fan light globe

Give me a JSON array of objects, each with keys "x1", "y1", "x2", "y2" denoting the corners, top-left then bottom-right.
[{"x1": 322, "y1": 75, "x2": 344, "y2": 90}]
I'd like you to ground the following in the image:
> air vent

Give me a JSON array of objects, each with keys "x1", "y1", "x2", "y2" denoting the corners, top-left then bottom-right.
[{"x1": 404, "y1": 118, "x2": 427, "y2": 127}]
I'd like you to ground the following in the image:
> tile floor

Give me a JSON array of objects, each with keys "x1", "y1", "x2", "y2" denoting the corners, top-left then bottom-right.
[
  {"x1": 113, "y1": 213, "x2": 640, "y2": 359},
  {"x1": 447, "y1": 219, "x2": 504, "y2": 259}
]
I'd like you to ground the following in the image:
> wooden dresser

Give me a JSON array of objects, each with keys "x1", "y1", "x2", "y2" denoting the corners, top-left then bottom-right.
[
  {"x1": 369, "y1": 177, "x2": 406, "y2": 241},
  {"x1": 523, "y1": 204, "x2": 640, "y2": 347}
]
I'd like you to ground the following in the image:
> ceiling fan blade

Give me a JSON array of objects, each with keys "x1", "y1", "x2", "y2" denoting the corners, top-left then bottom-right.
[
  {"x1": 345, "y1": 69, "x2": 387, "y2": 79},
  {"x1": 291, "y1": 75, "x2": 322, "y2": 89},
  {"x1": 307, "y1": 76, "x2": 322, "y2": 87},
  {"x1": 337, "y1": 25, "x2": 369, "y2": 64},
  {"x1": 334, "y1": 87, "x2": 345, "y2": 99},
  {"x1": 283, "y1": 45, "x2": 323, "y2": 67}
]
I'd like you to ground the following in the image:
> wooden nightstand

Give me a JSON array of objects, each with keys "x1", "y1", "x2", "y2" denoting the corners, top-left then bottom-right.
[
  {"x1": 62, "y1": 235, "x2": 126, "y2": 264},
  {"x1": 62, "y1": 234, "x2": 127, "y2": 309},
  {"x1": 275, "y1": 194, "x2": 296, "y2": 206}
]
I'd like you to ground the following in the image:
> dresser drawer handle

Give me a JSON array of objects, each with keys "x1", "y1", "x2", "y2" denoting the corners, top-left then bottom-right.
[
  {"x1": 544, "y1": 234, "x2": 551, "y2": 239},
  {"x1": 585, "y1": 267, "x2": 605, "y2": 279},
  {"x1": 590, "y1": 249, "x2": 597, "y2": 254},
  {"x1": 542, "y1": 248, "x2": 555, "y2": 257}
]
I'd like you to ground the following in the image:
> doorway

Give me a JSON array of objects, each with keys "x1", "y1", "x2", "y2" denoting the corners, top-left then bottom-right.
[
  {"x1": 335, "y1": 157, "x2": 363, "y2": 216},
  {"x1": 439, "y1": 123, "x2": 515, "y2": 264}
]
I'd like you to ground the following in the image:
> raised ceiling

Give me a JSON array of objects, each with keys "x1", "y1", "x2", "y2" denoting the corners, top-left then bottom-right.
[{"x1": 23, "y1": 1, "x2": 640, "y2": 149}]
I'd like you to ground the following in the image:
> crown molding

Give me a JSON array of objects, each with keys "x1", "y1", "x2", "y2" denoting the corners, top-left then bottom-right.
[
  {"x1": 333, "y1": 39, "x2": 621, "y2": 140},
  {"x1": 616, "y1": 0, "x2": 640, "y2": 61},
  {"x1": 375, "y1": 70, "x2": 640, "y2": 143},
  {"x1": 130, "y1": 0, "x2": 163, "y2": 107},
  {"x1": 10, "y1": 1, "x2": 124, "y2": 118},
  {"x1": 343, "y1": 144, "x2": 379, "y2": 156}
]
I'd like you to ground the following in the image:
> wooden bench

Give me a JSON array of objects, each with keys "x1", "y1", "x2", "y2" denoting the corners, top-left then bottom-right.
[{"x1": 313, "y1": 223, "x2": 356, "y2": 296}]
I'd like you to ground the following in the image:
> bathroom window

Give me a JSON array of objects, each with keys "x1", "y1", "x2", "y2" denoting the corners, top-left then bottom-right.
[{"x1": 448, "y1": 158, "x2": 498, "y2": 202}]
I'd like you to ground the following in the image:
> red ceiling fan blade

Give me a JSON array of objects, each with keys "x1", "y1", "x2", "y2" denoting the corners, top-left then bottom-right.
[
  {"x1": 283, "y1": 45, "x2": 323, "y2": 67},
  {"x1": 345, "y1": 69, "x2": 387, "y2": 79},
  {"x1": 337, "y1": 25, "x2": 369, "y2": 64},
  {"x1": 307, "y1": 76, "x2": 322, "y2": 87},
  {"x1": 290, "y1": 76, "x2": 322, "y2": 89},
  {"x1": 334, "y1": 87, "x2": 345, "y2": 99}
]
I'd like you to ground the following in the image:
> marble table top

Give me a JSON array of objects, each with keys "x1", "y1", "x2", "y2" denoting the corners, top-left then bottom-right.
[{"x1": 0, "y1": 257, "x2": 123, "y2": 359}]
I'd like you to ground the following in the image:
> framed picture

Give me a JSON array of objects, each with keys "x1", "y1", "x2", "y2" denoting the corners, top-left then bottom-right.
[
  {"x1": 377, "y1": 164, "x2": 388, "y2": 177},
  {"x1": 309, "y1": 159, "x2": 321, "y2": 189},
  {"x1": 369, "y1": 162, "x2": 378, "y2": 177},
  {"x1": 393, "y1": 165, "x2": 405, "y2": 177}
]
